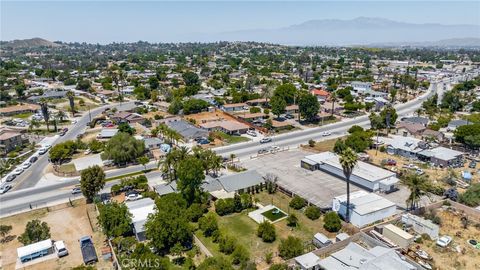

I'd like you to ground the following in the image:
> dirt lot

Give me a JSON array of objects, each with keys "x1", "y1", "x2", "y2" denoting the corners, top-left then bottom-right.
[
  {"x1": 365, "y1": 149, "x2": 480, "y2": 189},
  {"x1": 185, "y1": 110, "x2": 238, "y2": 124},
  {"x1": 0, "y1": 200, "x2": 112, "y2": 270},
  {"x1": 414, "y1": 208, "x2": 480, "y2": 270}
]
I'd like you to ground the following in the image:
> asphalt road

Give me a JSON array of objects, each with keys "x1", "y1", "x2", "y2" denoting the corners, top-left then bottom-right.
[
  {"x1": 12, "y1": 101, "x2": 135, "y2": 190},
  {"x1": 0, "y1": 74, "x2": 471, "y2": 218}
]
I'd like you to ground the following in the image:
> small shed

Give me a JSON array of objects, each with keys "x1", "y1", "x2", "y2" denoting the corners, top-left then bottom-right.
[
  {"x1": 382, "y1": 224, "x2": 414, "y2": 249},
  {"x1": 294, "y1": 252, "x2": 321, "y2": 270},
  {"x1": 313, "y1": 233, "x2": 332, "y2": 248},
  {"x1": 401, "y1": 213, "x2": 439, "y2": 240},
  {"x1": 335, "y1": 233, "x2": 349, "y2": 242}
]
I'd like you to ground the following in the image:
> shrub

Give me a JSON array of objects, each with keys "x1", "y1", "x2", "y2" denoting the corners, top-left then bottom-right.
[
  {"x1": 215, "y1": 198, "x2": 235, "y2": 216},
  {"x1": 257, "y1": 221, "x2": 276, "y2": 243},
  {"x1": 269, "y1": 264, "x2": 288, "y2": 270},
  {"x1": 198, "y1": 213, "x2": 218, "y2": 237},
  {"x1": 187, "y1": 203, "x2": 206, "y2": 222},
  {"x1": 289, "y1": 195, "x2": 307, "y2": 210},
  {"x1": 278, "y1": 236, "x2": 303, "y2": 259},
  {"x1": 308, "y1": 139, "x2": 316, "y2": 147},
  {"x1": 305, "y1": 206, "x2": 321, "y2": 220},
  {"x1": 286, "y1": 213, "x2": 298, "y2": 227},
  {"x1": 219, "y1": 234, "x2": 236, "y2": 255},
  {"x1": 323, "y1": 211, "x2": 342, "y2": 232},
  {"x1": 231, "y1": 245, "x2": 250, "y2": 265},
  {"x1": 265, "y1": 252, "x2": 273, "y2": 264},
  {"x1": 263, "y1": 109, "x2": 270, "y2": 115}
]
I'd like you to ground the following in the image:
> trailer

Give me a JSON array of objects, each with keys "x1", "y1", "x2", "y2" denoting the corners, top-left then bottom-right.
[
  {"x1": 79, "y1": 236, "x2": 98, "y2": 265},
  {"x1": 17, "y1": 239, "x2": 53, "y2": 263}
]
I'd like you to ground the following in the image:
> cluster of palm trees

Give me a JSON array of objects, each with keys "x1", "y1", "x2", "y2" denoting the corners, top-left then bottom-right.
[
  {"x1": 159, "y1": 146, "x2": 222, "y2": 182},
  {"x1": 150, "y1": 124, "x2": 182, "y2": 146}
]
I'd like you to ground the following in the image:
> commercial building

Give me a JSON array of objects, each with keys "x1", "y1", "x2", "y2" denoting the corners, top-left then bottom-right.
[
  {"x1": 126, "y1": 198, "x2": 156, "y2": 241},
  {"x1": 301, "y1": 152, "x2": 399, "y2": 192},
  {"x1": 332, "y1": 191, "x2": 397, "y2": 228}
]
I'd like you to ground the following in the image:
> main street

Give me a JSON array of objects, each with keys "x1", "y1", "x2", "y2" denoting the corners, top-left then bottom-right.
[{"x1": 0, "y1": 75, "x2": 465, "y2": 218}]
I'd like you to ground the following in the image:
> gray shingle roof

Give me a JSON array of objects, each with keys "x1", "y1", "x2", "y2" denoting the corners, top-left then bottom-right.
[
  {"x1": 166, "y1": 120, "x2": 208, "y2": 139},
  {"x1": 217, "y1": 170, "x2": 264, "y2": 192}
]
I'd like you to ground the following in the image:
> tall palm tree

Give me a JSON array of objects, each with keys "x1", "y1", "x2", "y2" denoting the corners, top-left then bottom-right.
[
  {"x1": 39, "y1": 98, "x2": 50, "y2": 132},
  {"x1": 330, "y1": 92, "x2": 337, "y2": 117},
  {"x1": 66, "y1": 91, "x2": 75, "y2": 117},
  {"x1": 401, "y1": 173, "x2": 431, "y2": 210},
  {"x1": 339, "y1": 147, "x2": 358, "y2": 223}
]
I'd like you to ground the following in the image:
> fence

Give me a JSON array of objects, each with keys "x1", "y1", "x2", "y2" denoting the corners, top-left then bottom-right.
[{"x1": 413, "y1": 199, "x2": 480, "y2": 221}]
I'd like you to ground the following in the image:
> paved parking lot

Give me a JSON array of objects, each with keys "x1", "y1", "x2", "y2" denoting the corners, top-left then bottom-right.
[{"x1": 242, "y1": 149, "x2": 360, "y2": 209}]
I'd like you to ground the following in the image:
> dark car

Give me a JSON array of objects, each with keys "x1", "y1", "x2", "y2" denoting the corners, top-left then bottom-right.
[
  {"x1": 285, "y1": 114, "x2": 294, "y2": 119},
  {"x1": 258, "y1": 148, "x2": 268, "y2": 154},
  {"x1": 5, "y1": 174, "x2": 16, "y2": 182},
  {"x1": 71, "y1": 187, "x2": 82, "y2": 194},
  {"x1": 469, "y1": 161, "x2": 477, "y2": 169},
  {"x1": 382, "y1": 159, "x2": 397, "y2": 166},
  {"x1": 29, "y1": 156, "x2": 38, "y2": 163},
  {"x1": 79, "y1": 236, "x2": 98, "y2": 265}
]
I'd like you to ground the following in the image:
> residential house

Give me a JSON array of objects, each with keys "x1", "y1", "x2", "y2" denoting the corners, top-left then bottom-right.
[
  {"x1": 395, "y1": 122, "x2": 426, "y2": 137},
  {"x1": 310, "y1": 88, "x2": 330, "y2": 103},
  {"x1": 111, "y1": 112, "x2": 145, "y2": 124},
  {"x1": 199, "y1": 120, "x2": 249, "y2": 135},
  {"x1": 417, "y1": 147, "x2": 464, "y2": 167},
  {"x1": 221, "y1": 103, "x2": 247, "y2": 112},
  {"x1": 0, "y1": 130, "x2": 24, "y2": 154},
  {"x1": 126, "y1": 198, "x2": 156, "y2": 241},
  {"x1": 351, "y1": 81, "x2": 372, "y2": 94},
  {"x1": 295, "y1": 252, "x2": 322, "y2": 270},
  {"x1": 246, "y1": 98, "x2": 269, "y2": 107},
  {"x1": 383, "y1": 135, "x2": 425, "y2": 159},
  {"x1": 164, "y1": 119, "x2": 208, "y2": 140},
  {"x1": 154, "y1": 101, "x2": 171, "y2": 112},
  {"x1": 447, "y1": 119, "x2": 470, "y2": 131},
  {"x1": 285, "y1": 104, "x2": 299, "y2": 114},
  {"x1": 97, "y1": 128, "x2": 118, "y2": 139},
  {"x1": 421, "y1": 129, "x2": 445, "y2": 142},
  {"x1": 319, "y1": 242, "x2": 416, "y2": 270},
  {"x1": 27, "y1": 90, "x2": 68, "y2": 102},
  {"x1": 0, "y1": 104, "x2": 40, "y2": 116},
  {"x1": 401, "y1": 116, "x2": 429, "y2": 127},
  {"x1": 144, "y1": 137, "x2": 163, "y2": 150},
  {"x1": 237, "y1": 112, "x2": 267, "y2": 122}
]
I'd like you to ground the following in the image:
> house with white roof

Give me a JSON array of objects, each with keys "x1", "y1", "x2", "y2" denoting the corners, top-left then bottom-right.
[
  {"x1": 295, "y1": 252, "x2": 322, "y2": 270},
  {"x1": 301, "y1": 152, "x2": 399, "y2": 192},
  {"x1": 126, "y1": 198, "x2": 155, "y2": 241},
  {"x1": 332, "y1": 190, "x2": 397, "y2": 228}
]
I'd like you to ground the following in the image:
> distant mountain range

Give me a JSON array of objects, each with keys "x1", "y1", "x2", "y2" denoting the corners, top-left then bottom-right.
[
  {"x1": 198, "y1": 17, "x2": 480, "y2": 47},
  {"x1": 1, "y1": 38, "x2": 62, "y2": 48}
]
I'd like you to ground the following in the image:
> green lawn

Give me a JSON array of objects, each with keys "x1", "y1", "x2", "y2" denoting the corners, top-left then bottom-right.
[
  {"x1": 214, "y1": 131, "x2": 250, "y2": 144},
  {"x1": 57, "y1": 163, "x2": 77, "y2": 174},
  {"x1": 261, "y1": 208, "x2": 287, "y2": 222},
  {"x1": 12, "y1": 112, "x2": 33, "y2": 119}
]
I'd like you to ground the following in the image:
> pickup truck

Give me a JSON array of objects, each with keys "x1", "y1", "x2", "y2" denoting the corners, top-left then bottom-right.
[{"x1": 79, "y1": 236, "x2": 98, "y2": 265}]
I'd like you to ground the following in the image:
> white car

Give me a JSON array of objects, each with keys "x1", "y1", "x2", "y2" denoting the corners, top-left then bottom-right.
[
  {"x1": 21, "y1": 162, "x2": 32, "y2": 170},
  {"x1": 54, "y1": 241, "x2": 69, "y2": 257},
  {"x1": 125, "y1": 193, "x2": 143, "y2": 201},
  {"x1": 246, "y1": 130, "x2": 257, "y2": 137},
  {"x1": 269, "y1": 146, "x2": 280, "y2": 152},
  {"x1": 0, "y1": 184, "x2": 12, "y2": 194},
  {"x1": 436, "y1": 235, "x2": 452, "y2": 247},
  {"x1": 12, "y1": 167, "x2": 24, "y2": 176},
  {"x1": 322, "y1": 131, "x2": 331, "y2": 136},
  {"x1": 71, "y1": 120, "x2": 77, "y2": 124},
  {"x1": 38, "y1": 148, "x2": 48, "y2": 155},
  {"x1": 260, "y1": 137, "x2": 272, "y2": 144}
]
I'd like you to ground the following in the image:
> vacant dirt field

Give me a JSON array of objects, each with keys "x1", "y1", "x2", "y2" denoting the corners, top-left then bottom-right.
[
  {"x1": 415, "y1": 208, "x2": 480, "y2": 270},
  {"x1": 0, "y1": 200, "x2": 112, "y2": 270}
]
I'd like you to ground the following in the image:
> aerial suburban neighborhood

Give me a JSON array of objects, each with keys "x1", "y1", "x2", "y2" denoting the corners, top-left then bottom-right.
[{"x1": 1, "y1": 1, "x2": 480, "y2": 270}]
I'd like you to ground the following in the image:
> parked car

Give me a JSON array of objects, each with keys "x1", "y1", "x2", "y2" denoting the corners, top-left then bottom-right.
[
  {"x1": 322, "y1": 131, "x2": 331, "y2": 136},
  {"x1": 469, "y1": 161, "x2": 477, "y2": 169},
  {"x1": 54, "y1": 241, "x2": 69, "y2": 257},
  {"x1": 416, "y1": 169, "x2": 425, "y2": 175},
  {"x1": 125, "y1": 193, "x2": 143, "y2": 201},
  {"x1": 79, "y1": 236, "x2": 98, "y2": 265},
  {"x1": 71, "y1": 187, "x2": 82, "y2": 194},
  {"x1": 382, "y1": 159, "x2": 397, "y2": 166},
  {"x1": 258, "y1": 148, "x2": 268, "y2": 154},
  {"x1": 0, "y1": 184, "x2": 12, "y2": 194},
  {"x1": 260, "y1": 137, "x2": 272, "y2": 144},
  {"x1": 269, "y1": 146, "x2": 280, "y2": 152},
  {"x1": 38, "y1": 148, "x2": 48, "y2": 155},
  {"x1": 436, "y1": 235, "x2": 452, "y2": 247},
  {"x1": 4, "y1": 174, "x2": 16, "y2": 182},
  {"x1": 246, "y1": 130, "x2": 257, "y2": 137},
  {"x1": 12, "y1": 167, "x2": 24, "y2": 176},
  {"x1": 285, "y1": 114, "x2": 294, "y2": 119},
  {"x1": 29, "y1": 156, "x2": 38, "y2": 163},
  {"x1": 84, "y1": 149, "x2": 92, "y2": 155},
  {"x1": 21, "y1": 162, "x2": 31, "y2": 170}
]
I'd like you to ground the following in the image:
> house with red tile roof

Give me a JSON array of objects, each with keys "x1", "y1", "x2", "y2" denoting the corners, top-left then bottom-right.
[{"x1": 310, "y1": 88, "x2": 330, "y2": 103}]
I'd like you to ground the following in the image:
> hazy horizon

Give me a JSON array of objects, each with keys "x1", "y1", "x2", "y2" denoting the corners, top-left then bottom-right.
[{"x1": 1, "y1": 1, "x2": 480, "y2": 44}]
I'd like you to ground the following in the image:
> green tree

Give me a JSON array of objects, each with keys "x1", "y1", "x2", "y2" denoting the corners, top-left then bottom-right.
[
  {"x1": 88, "y1": 139, "x2": 104, "y2": 153},
  {"x1": 15, "y1": 83, "x2": 26, "y2": 98},
  {"x1": 459, "y1": 183, "x2": 480, "y2": 207},
  {"x1": 339, "y1": 147, "x2": 358, "y2": 223},
  {"x1": 176, "y1": 156, "x2": 205, "y2": 204},
  {"x1": 298, "y1": 92, "x2": 320, "y2": 121},
  {"x1": 304, "y1": 206, "x2": 321, "y2": 220},
  {"x1": 219, "y1": 233, "x2": 237, "y2": 254},
  {"x1": 278, "y1": 236, "x2": 303, "y2": 259},
  {"x1": 257, "y1": 221, "x2": 276, "y2": 243},
  {"x1": 401, "y1": 173, "x2": 431, "y2": 210},
  {"x1": 286, "y1": 213, "x2": 298, "y2": 227},
  {"x1": 269, "y1": 263, "x2": 288, "y2": 270},
  {"x1": 102, "y1": 133, "x2": 145, "y2": 165},
  {"x1": 197, "y1": 256, "x2": 233, "y2": 270},
  {"x1": 183, "y1": 99, "x2": 209, "y2": 114},
  {"x1": 137, "y1": 156, "x2": 149, "y2": 171},
  {"x1": 18, "y1": 219, "x2": 51, "y2": 245},
  {"x1": 198, "y1": 213, "x2": 218, "y2": 237},
  {"x1": 183, "y1": 71, "x2": 200, "y2": 87},
  {"x1": 80, "y1": 165, "x2": 106, "y2": 202},
  {"x1": 118, "y1": 122, "x2": 135, "y2": 135},
  {"x1": 145, "y1": 193, "x2": 192, "y2": 255},
  {"x1": 231, "y1": 245, "x2": 250, "y2": 265},
  {"x1": 289, "y1": 195, "x2": 307, "y2": 210},
  {"x1": 98, "y1": 202, "x2": 132, "y2": 238},
  {"x1": 270, "y1": 95, "x2": 286, "y2": 118},
  {"x1": 39, "y1": 98, "x2": 50, "y2": 131},
  {"x1": 0, "y1": 224, "x2": 13, "y2": 241},
  {"x1": 454, "y1": 124, "x2": 480, "y2": 145},
  {"x1": 127, "y1": 243, "x2": 171, "y2": 270},
  {"x1": 49, "y1": 140, "x2": 77, "y2": 164},
  {"x1": 76, "y1": 79, "x2": 91, "y2": 91},
  {"x1": 323, "y1": 211, "x2": 342, "y2": 232},
  {"x1": 273, "y1": 83, "x2": 297, "y2": 104},
  {"x1": 66, "y1": 91, "x2": 75, "y2": 116},
  {"x1": 380, "y1": 106, "x2": 398, "y2": 129}
]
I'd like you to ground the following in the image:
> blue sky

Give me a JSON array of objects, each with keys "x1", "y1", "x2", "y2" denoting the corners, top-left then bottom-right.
[{"x1": 1, "y1": 1, "x2": 479, "y2": 43}]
